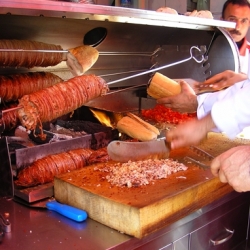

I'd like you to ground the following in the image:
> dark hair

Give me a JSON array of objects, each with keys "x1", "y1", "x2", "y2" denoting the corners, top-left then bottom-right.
[{"x1": 222, "y1": 0, "x2": 250, "y2": 19}]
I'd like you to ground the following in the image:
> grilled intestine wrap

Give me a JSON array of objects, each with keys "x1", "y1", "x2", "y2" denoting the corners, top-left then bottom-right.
[
  {"x1": 17, "y1": 74, "x2": 109, "y2": 131},
  {"x1": 0, "y1": 40, "x2": 99, "y2": 76},
  {"x1": 15, "y1": 147, "x2": 111, "y2": 187},
  {"x1": 0, "y1": 39, "x2": 64, "y2": 68},
  {"x1": 0, "y1": 104, "x2": 20, "y2": 131},
  {"x1": 0, "y1": 72, "x2": 62, "y2": 102}
]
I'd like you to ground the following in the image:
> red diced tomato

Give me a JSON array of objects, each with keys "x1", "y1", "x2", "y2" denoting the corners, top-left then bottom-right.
[{"x1": 141, "y1": 104, "x2": 197, "y2": 124}]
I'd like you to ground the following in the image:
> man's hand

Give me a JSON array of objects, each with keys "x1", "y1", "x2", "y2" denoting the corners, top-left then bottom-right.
[
  {"x1": 166, "y1": 113, "x2": 216, "y2": 149},
  {"x1": 194, "y1": 70, "x2": 247, "y2": 93},
  {"x1": 211, "y1": 145, "x2": 250, "y2": 192},
  {"x1": 157, "y1": 80, "x2": 198, "y2": 113}
]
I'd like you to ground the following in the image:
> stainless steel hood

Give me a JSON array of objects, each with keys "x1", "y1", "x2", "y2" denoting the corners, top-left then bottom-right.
[
  {"x1": 0, "y1": 1, "x2": 236, "y2": 30},
  {"x1": 0, "y1": 0, "x2": 240, "y2": 112},
  {"x1": 0, "y1": 0, "x2": 242, "y2": 198}
]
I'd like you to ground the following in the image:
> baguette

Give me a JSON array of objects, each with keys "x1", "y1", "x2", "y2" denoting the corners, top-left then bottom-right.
[
  {"x1": 117, "y1": 113, "x2": 159, "y2": 141},
  {"x1": 126, "y1": 112, "x2": 160, "y2": 136},
  {"x1": 147, "y1": 72, "x2": 181, "y2": 99}
]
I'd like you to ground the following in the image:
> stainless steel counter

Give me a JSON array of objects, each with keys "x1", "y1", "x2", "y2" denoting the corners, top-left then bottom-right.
[
  {"x1": 0, "y1": 197, "x2": 131, "y2": 250},
  {"x1": 1, "y1": 191, "x2": 249, "y2": 250}
]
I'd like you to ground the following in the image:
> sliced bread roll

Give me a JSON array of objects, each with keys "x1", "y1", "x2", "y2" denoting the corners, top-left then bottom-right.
[
  {"x1": 117, "y1": 113, "x2": 159, "y2": 141},
  {"x1": 67, "y1": 45, "x2": 99, "y2": 76},
  {"x1": 147, "y1": 72, "x2": 181, "y2": 99}
]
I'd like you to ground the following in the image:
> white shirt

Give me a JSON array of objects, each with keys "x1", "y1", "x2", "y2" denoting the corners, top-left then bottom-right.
[
  {"x1": 196, "y1": 39, "x2": 250, "y2": 138},
  {"x1": 211, "y1": 79, "x2": 250, "y2": 138},
  {"x1": 197, "y1": 52, "x2": 250, "y2": 119}
]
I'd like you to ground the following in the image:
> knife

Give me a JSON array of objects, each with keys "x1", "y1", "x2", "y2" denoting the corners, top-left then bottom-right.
[{"x1": 107, "y1": 138, "x2": 170, "y2": 162}]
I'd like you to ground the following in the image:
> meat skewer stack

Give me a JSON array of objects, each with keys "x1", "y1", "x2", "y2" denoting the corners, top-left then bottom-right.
[
  {"x1": 0, "y1": 104, "x2": 20, "y2": 131},
  {"x1": 15, "y1": 147, "x2": 111, "y2": 187},
  {"x1": 0, "y1": 40, "x2": 64, "y2": 68},
  {"x1": 0, "y1": 71, "x2": 63, "y2": 102},
  {"x1": 0, "y1": 39, "x2": 101, "y2": 133},
  {"x1": 17, "y1": 74, "x2": 109, "y2": 132},
  {"x1": 0, "y1": 72, "x2": 63, "y2": 132},
  {"x1": 0, "y1": 39, "x2": 112, "y2": 190},
  {"x1": 0, "y1": 39, "x2": 99, "y2": 76}
]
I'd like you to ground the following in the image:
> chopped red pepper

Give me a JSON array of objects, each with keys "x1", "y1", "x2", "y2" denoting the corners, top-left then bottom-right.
[{"x1": 141, "y1": 104, "x2": 197, "y2": 124}]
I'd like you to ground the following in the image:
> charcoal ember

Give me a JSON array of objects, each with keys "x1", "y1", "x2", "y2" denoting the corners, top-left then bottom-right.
[
  {"x1": 50, "y1": 124, "x2": 87, "y2": 137},
  {"x1": 56, "y1": 120, "x2": 119, "y2": 147},
  {"x1": 56, "y1": 120, "x2": 115, "y2": 135},
  {"x1": 28, "y1": 128, "x2": 54, "y2": 144}
]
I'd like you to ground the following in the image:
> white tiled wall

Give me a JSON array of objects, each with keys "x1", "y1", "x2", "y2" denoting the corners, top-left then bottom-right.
[{"x1": 210, "y1": 1, "x2": 224, "y2": 19}]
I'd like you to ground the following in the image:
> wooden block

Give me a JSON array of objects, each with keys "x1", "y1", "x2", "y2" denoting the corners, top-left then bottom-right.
[
  {"x1": 54, "y1": 162, "x2": 233, "y2": 238},
  {"x1": 54, "y1": 133, "x2": 248, "y2": 238}
]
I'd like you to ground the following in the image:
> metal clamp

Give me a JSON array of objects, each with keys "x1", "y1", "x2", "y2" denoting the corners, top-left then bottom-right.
[
  {"x1": 0, "y1": 213, "x2": 11, "y2": 232},
  {"x1": 0, "y1": 213, "x2": 11, "y2": 242}
]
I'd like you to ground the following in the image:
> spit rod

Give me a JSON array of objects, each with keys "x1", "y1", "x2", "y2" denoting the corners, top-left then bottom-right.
[
  {"x1": 0, "y1": 47, "x2": 203, "y2": 113},
  {"x1": 0, "y1": 49, "x2": 161, "y2": 57},
  {"x1": 1, "y1": 106, "x2": 23, "y2": 114},
  {"x1": 0, "y1": 49, "x2": 68, "y2": 53},
  {"x1": 107, "y1": 46, "x2": 205, "y2": 86}
]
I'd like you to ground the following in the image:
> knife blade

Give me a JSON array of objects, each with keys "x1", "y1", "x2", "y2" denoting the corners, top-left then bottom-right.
[{"x1": 107, "y1": 138, "x2": 170, "y2": 162}]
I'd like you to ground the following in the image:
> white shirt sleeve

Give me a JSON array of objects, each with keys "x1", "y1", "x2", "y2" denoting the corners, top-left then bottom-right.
[
  {"x1": 211, "y1": 79, "x2": 250, "y2": 138},
  {"x1": 197, "y1": 92, "x2": 219, "y2": 119},
  {"x1": 197, "y1": 80, "x2": 248, "y2": 119},
  {"x1": 197, "y1": 51, "x2": 250, "y2": 120}
]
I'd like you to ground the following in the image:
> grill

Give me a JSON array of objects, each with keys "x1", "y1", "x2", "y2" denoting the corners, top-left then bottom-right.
[{"x1": 0, "y1": 1, "x2": 239, "y2": 201}]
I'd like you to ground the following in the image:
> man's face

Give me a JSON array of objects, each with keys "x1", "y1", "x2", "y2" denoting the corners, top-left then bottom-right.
[{"x1": 222, "y1": 3, "x2": 250, "y2": 42}]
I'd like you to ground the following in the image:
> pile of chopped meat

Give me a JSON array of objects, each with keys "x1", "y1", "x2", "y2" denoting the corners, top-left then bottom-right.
[{"x1": 94, "y1": 158, "x2": 188, "y2": 188}]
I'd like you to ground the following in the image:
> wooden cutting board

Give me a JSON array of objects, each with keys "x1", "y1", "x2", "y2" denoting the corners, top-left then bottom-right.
[{"x1": 54, "y1": 133, "x2": 249, "y2": 238}]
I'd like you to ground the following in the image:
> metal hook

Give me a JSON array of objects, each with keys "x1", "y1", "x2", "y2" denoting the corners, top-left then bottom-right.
[{"x1": 189, "y1": 46, "x2": 205, "y2": 63}]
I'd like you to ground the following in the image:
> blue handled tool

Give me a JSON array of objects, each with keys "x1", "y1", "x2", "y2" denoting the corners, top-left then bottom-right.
[
  {"x1": 14, "y1": 196, "x2": 88, "y2": 222},
  {"x1": 46, "y1": 200, "x2": 88, "y2": 222}
]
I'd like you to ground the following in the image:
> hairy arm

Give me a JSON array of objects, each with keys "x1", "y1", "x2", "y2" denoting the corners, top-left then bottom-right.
[
  {"x1": 157, "y1": 80, "x2": 198, "y2": 113},
  {"x1": 211, "y1": 145, "x2": 250, "y2": 192}
]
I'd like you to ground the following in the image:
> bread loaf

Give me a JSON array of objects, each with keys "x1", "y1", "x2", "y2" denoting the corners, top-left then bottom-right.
[
  {"x1": 147, "y1": 72, "x2": 181, "y2": 99},
  {"x1": 117, "y1": 113, "x2": 159, "y2": 141},
  {"x1": 156, "y1": 7, "x2": 178, "y2": 15},
  {"x1": 67, "y1": 45, "x2": 99, "y2": 76}
]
